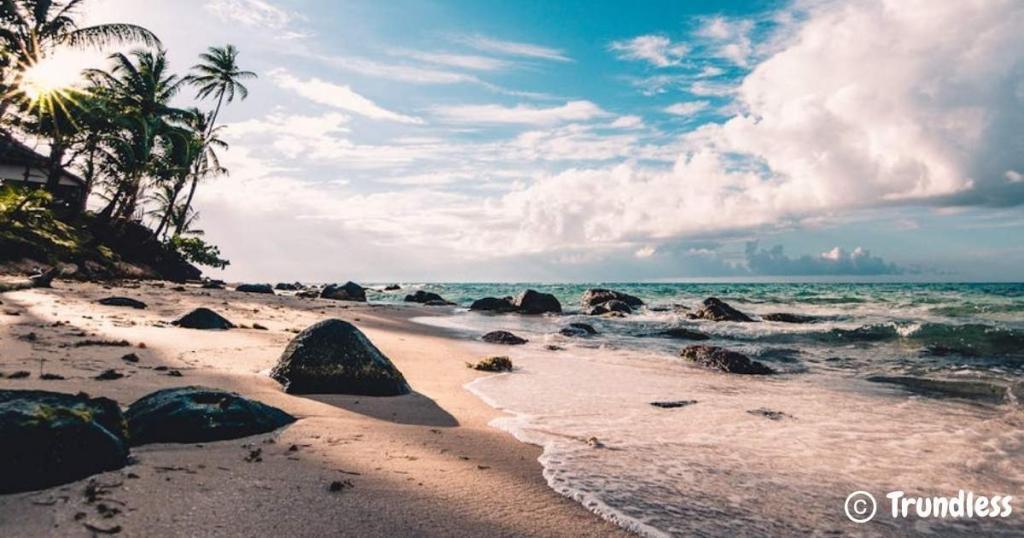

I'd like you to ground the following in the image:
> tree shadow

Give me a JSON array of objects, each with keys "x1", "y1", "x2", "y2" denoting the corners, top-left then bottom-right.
[{"x1": 304, "y1": 390, "x2": 459, "y2": 427}]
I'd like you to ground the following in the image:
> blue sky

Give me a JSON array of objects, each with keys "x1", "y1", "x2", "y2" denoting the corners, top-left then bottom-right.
[{"x1": 75, "y1": 0, "x2": 1024, "y2": 281}]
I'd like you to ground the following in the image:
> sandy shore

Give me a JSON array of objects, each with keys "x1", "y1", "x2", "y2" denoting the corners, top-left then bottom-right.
[{"x1": 0, "y1": 281, "x2": 629, "y2": 537}]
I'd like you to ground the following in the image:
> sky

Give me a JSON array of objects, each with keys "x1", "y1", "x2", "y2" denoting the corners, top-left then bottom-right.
[{"x1": 68, "y1": 0, "x2": 1024, "y2": 282}]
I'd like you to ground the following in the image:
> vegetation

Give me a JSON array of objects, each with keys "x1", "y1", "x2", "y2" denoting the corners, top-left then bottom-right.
[
  {"x1": 467, "y1": 356, "x2": 514, "y2": 372},
  {"x1": 0, "y1": 0, "x2": 255, "y2": 273}
]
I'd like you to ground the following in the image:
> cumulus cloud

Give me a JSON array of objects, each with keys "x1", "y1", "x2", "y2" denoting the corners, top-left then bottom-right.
[
  {"x1": 204, "y1": 0, "x2": 300, "y2": 36},
  {"x1": 744, "y1": 243, "x2": 904, "y2": 275},
  {"x1": 268, "y1": 69, "x2": 424, "y2": 124},
  {"x1": 695, "y1": 16, "x2": 756, "y2": 66},
  {"x1": 609, "y1": 35, "x2": 688, "y2": 67},
  {"x1": 432, "y1": 100, "x2": 609, "y2": 125},
  {"x1": 664, "y1": 101, "x2": 710, "y2": 116}
]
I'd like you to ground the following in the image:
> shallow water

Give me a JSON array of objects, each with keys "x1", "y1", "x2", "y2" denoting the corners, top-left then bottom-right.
[{"x1": 381, "y1": 283, "x2": 1024, "y2": 536}]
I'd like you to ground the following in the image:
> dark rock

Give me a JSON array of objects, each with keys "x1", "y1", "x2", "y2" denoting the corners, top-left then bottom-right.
[
  {"x1": 275, "y1": 283, "x2": 299, "y2": 291},
  {"x1": 469, "y1": 297, "x2": 517, "y2": 313},
  {"x1": 680, "y1": 345, "x2": 775, "y2": 375},
  {"x1": 320, "y1": 282, "x2": 366, "y2": 302},
  {"x1": 201, "y1": 279, "x2": 225, "y2": 290},
  {"x1": 125, "y1": 386, "x2": 296, "y2": 446},
  {"x1": 581, "y1": 289, "x2": 644, "y2": 308},
  {"x1": 94, "y1": 369, "x2": 124, "y2": 381},
  {"x1": 172, "y1": 308, "x2": 235, "y2": 330},
  {"x1": 657, "y1": 327, "x2": 710, "y2": 340},
  {"x1": 650, "y1": 400, "x2": 698, "y2": 409},
  {"x1": 762, "y1": 313, "x2": 815, "y2": 324},
  {"x1": 468, "y1": 356, "x2": 513, "y2": 372},
  {"x1": 546, "y1": 345, "x2": 565, "y2": 351},
  {"x1": 866, "y1": 375, "x2": 1010, "y2": 404},
  {"x1": 481, "y1": 331, "x2": 528, "y2": 345},
  {"x1": 747, "y1": 408, "x2": 792, "y2": 420},
  {"x1": 384, "y1": 284, "x2": 401, "y2": 291},
  {"x1": 270, "y1": 319, "x2": 409, "y2": 396},
  {"x1": 560, "y1": 323, "x2": 598, "y2": 337},
  {"x1": 97, "y1": 297, "x2": 147, "y2": 309},
  {"x1": 7, "y1": 371, "x2": 30, "y2": 379},
  {"x1": 689, "y1": 297, "x2": 754, "y2": 322},
  {"x1": 404, "y1": 290, "x2": 453, "y2": 305},
  {"x1": 296, "y1": 289, "x2": 320, "y2": 299},
  {"x1": 0, "y1": 390, "x2": 129, "y2": 494},
  {"x1": 40, "y1": 373, "x2": 65, "y2": 380},
  {"x1": 513, "y1": 289, "x2": 561, "y2": 315},
  {"x1": 587, "y1": 300, "x2": 632, "y2": 315},
  {"x1": 236, "y1": 283, "x2": 274, "y2": 294}
]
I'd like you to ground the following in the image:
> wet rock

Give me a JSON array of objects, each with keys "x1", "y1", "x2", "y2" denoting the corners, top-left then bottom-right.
[
  {"x1": 762, "y1": 313, "x2": 815, "y2": 324},
  {"x1": 680, "y1": 345, "x2": 775, "y2": 375},
  {"x1": 469, "y1": 297, "x2": 517, "y2": 313},
  {"x1": 320, "y1": 282, "x2": 366, "y2": 302},
  {"x1": 650, "y1": 400, "x2": 698, "y2": 409},
  {"x1": 581, "y1": 289, "x2": 644, "y2": 308},
  {"x1": 94, "y1": 369, "x2": 124, "y2": 381},
  {"x1": 468, "y1": 356, "x2": 513, "y2": 372},
  {"x1": 657, "y1": 327, "x2": 710, "y2": 340},
  {"x1": 481, "y1": 331, "x2": 528, "y2": 345},
  {"x1": 688, "y1": 297, "x2": 754, "y2": 322},
  {"x1": 560, "y1": 322, "x2": 598, "y2": 337},
  {"x1": 271, "y1": 319, "x2": 410, "y2": 395},
  {"x1": 404, "y1": 290, "x2": 454, "y2": 305},
  {"x1": 125, "y1": 386, "x2": 296, "y2": 446},
  {"x1": 384, "y1": 284, "x2": 401, "y2": 291},
  {"x1": 274, "y1": 282, "x2": 303, "y2": 291},
  {"x1": 236, "y1": 283, "x2": 274, "y2": 294},
  {"x1": 0, "y1": 390, "x2": 129, "y2": 494},
  {"x1": 867, "y1": 375, "x2": 1011, "y2": 404},
  {"x1": 587, "y1": 300, "x2": 632, "y2": 316},
  {"x1": 97, "y1": 297, "x2": 147, "y2": 309},
  {"x1": 172, "y1": 308, "x2": 235, "y2": 330},
  {"x1": 513, "y1": 289, "x2": 562, "y2": 315}
]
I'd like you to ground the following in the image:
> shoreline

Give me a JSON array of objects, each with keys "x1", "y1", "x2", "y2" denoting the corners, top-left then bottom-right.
[{"x1": 0, "y1": 280, "x2": 629, "y2": 537}]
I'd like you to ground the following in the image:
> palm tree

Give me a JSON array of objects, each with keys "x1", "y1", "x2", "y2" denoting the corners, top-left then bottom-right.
[
  {"x1": 155, "y1": 108, "x2": 226, "y2": 238},
  {"x1": 176, "y1": 44, "x2": 254, "y2": 230}
]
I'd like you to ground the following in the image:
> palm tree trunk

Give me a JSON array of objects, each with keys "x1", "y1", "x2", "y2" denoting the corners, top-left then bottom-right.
[
  {"x1": 155, "y1": 177, "x2": 186, "y2": 239},
  {"x1": 175, "y1": 93, "x2": 224, "y2": 236}
]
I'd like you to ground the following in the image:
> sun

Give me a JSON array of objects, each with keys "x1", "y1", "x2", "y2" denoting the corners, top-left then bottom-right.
[{"x1": 18, "y1": 50, "x2": 92, "y2": 101}]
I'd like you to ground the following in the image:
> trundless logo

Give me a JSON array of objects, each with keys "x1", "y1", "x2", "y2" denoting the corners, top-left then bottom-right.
[{"x1": 846, "y1": 490, "x2": 1014, "y2": 523}]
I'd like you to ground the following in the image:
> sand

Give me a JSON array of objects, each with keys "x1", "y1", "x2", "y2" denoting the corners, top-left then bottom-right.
[{"x1": 0, "y1": 281, "x2": 629, "y2": 537}]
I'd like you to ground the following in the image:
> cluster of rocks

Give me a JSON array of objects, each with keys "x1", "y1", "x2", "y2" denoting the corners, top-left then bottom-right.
[
  {"x1": 679, "y1": 345, "x2": 775, "y2": 375},
  {"x1": 581, "y1": 289, "x2": 644, "y2": 316},
  {"x1": 404, "y1": 290, "x2": 455, "y2": 306},
  {"x1": 235, "y1": 283, "x2": 274, "y2": 294},
  {"x1": 320, "y1": 282, "x2": 366, "y2": 302},
  {"x1": 470, "y1": 289, "x2": 561, "y2": 315}
]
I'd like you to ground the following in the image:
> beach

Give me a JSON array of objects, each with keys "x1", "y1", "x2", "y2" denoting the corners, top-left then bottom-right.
[{"x1": 0, "y1": 280, "x2": 628, "y2": 537}]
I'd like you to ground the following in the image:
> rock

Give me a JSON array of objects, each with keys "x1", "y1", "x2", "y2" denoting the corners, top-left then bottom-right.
[
  {"x1": 270, "y1": 319, "x2": 410, "y2": 396},
  {"x1": 97, "y1": 297, "x2": 147, "y2": 309},
  {"x1": 275, "y1": 283, "x2": 299, "y2": 291},
  {"x1": 679, "y1": 345, "x2": 775, "y2": 375},
  {"x1": 513, "y1": 289, "x2": 562, "y2": 315},
  {"x1": 468, "y1": 356, "x2": 513, "y2": 372},
  {"x1": 747, "y1": 408, "x2": 792, "y2": 420},
  {"x1": 657, "y1": 328, "x2": 710, "y2": 340},
  {"x1": 384, "y1": 284, "x2": 401, "y2": 291},
  {"x1": 320, "y1": 282, "x2": 366, "y2": 302},
  {"x1": 404, "y1": 290, "x2": 453, "y2": 305},
  {"x1": 650, "y1": 400, "x2": 698, "y2": 409},
  {"x1": 866, "y1": 375, "x2": 1011, "y2": 404},
  {"x1": 0, "y1": 390, "x2": 129, "y2": 494},
  {"x1": 125, "y1": 386, "x2": 296, "y2": 446},
  {"x1": 201, "y1": 279, "x2": 225, "y2": 290},
  {"x1": 481, "y1": 331, "x2": 528, "y2": 345},
  {"x1": 469, "y1": 297, "x2": 517, "y2": 313},
  {"x1": 689, "y1": 297, "x2": 754, "y2": 322},
  {"x1": 587, "y1": 300, "x2": 632, "y2": 315},
  {"x1": 94, "y1": 369, "x2": 124, "y2": 381},
  {"x1": 236, "y1": 283, "x2": 274, "y2": 294},
  {"x1": 172, "y1": 308, "x2": 235, "y2": 330},
  {"x1": 581, "y1": 289, "x2": 644, "y2": 308},
  {"x1": 296, "y1": 289, "x2": 320, "y2": 299},
  {"x1": 560, "y1": 323, "x2": 597, "y2": 337},
  {"x1": 762, "y1": 313, "x2": 815, "y2": 323}
]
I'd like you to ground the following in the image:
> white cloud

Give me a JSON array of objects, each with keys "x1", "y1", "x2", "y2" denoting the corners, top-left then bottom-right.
[
  {"x1": 664, "y1": 101, "x2": 710, "y2": 117},
  {"x1": 609, "y1": 115, "x2": 645, "y2": 129},
  {"x1": 204, "y1": 0, "x2": 296, "y2": 32},
  {"x1": 456, "y1": 35, "x2": 571, "y2": 62},
  {"x1": 1007, "y1": 170, "x2": 1023, "y2": 183},
  {"x1": 268, "y1": 69, "x2": 424, "y2": 124},
  {"x1": 433, "y1": 100, "x2": 609, "y2": 125},
  {"x1": 395, "y1": 49, "x2": 510, "y2": 71},
  {"x1": 696, "y1": 16, "x2": 756, "y2": 66},
  {"x1": 609, "y1": 35, "x2": 687, "y2": 67}
]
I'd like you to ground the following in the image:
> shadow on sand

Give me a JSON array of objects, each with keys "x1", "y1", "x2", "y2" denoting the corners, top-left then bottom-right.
[{"x1": 305, "y1": 390, "x2": 459, "y2": 428}]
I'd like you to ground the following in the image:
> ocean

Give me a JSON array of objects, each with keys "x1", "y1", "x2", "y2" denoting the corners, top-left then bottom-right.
[{"x1": 373, "y1": 283, "x2": 1024, "y2": 536}]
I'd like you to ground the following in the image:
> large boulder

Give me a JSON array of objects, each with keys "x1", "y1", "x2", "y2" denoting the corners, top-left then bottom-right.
[
  {"x1": 581, "y1": 289, "x2": 644, "y2": 308},
  {"x1": 236, "y1": 283, "x2": 274, "y2": 294},
  {"x1": 97, "y1": 297, "x2": 147, "y2": 309},
  {"x1": 125, "y1": 386, "x2": 296, "y2": 446},
  {"x1": 404, "y1": 290, "x2": 453, "y2": 305},
  {"x1": 587, "y1": 300, "x2": 632, "y2": 316},
  {"x1": 470, "y1": 297, "x2": 517, "y2": 313},
  {"x1": 0, "y1": 390, "x2": 129, "y2": 494},
  {"x1": 481, "y1": 331, "x2": 528, "y2": 345},
  {"x1": 320, "y1": 282, "x2": 367, "y2": 302},
  {"x1": 689, "y1": 297, "x2": 754, "y2": 322},
  {"x1": 680, "y1": 345, "x2": 775, "y2": 375},
  {"x1": 172, "y1": 308, "x2": 235, "y2": 330},
  {"x1": 270, "y1": 319, "x2": 409, "y2": 396},
  {"x1": 513, "y1": 289, "x2": 562, "y2": 315}
]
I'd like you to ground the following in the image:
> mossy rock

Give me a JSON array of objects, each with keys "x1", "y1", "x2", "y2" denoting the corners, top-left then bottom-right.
[
  {"x1": 468, "y1": 356, "x2": 513, "y2": 372},
  {"x1": 270, "y1": 319, "x2": 410, "y2": 396},
  {"x1": 0, "y1": 390, "x2": 129, "y2": 494}
]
